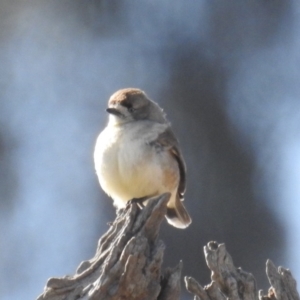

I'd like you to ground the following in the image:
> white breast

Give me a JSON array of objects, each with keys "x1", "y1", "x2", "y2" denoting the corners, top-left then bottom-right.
[{"x1": 94, "y1": 121, "x2": 178, "y2": 208}]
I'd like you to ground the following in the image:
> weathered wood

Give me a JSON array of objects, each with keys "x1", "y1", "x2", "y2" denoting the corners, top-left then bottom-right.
[
  {"x1": 261, "y1": 259, "x2": 300, "y2": 300},
  {"x1": 37, "y1": 198, "x2": 299, "y2": 300},
  {"x1": 37, "y1": 193, "x2": 181, "y2": 300},
  {"x1": 185, "y1": 242, "x2": 299, "y2": 300}
]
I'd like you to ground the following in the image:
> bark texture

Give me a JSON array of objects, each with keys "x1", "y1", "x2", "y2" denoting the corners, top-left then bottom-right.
[
  {"x1": 37, "y1": 193, "x2": 181, "y2": 300},
  {"x1": 37, "y1": 196, "x2": 299, "y2": 300},
  {"x1": 185, "y1": 241, "x2": 299, "y2": 300}
]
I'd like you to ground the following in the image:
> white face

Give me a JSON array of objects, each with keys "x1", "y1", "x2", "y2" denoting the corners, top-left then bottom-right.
[
  {"x1": 107, "y1": 103, "x2": 135, "y2": 125},
  {"x1": 106, "y1": 91, "x2": 167, "y2": 126}
]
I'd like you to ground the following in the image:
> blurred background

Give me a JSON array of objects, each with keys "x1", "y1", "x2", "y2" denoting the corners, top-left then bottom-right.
[{"x1": 1, "y1": 1, "x2": 300, "y2": 299}]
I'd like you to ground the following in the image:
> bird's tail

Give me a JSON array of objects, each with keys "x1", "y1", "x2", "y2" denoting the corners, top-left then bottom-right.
[{"x1": 166, "y1": 197, "x2": 192, "y2": 229}]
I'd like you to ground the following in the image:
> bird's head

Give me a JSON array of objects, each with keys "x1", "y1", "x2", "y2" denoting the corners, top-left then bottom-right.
[{"x1": 106, "y1": 88, "x2": 166, "y2": 125}]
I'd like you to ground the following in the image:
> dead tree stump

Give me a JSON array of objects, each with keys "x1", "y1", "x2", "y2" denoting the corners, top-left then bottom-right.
[
  {"x1": 37, "y1": 193, "x2": 182, "y2": 300},
  {"x1": 37, "y1": 196, "x2": 299, "y2": 300},
  {"x1": 185, "y1": 241, "x2": 300, "y2": 300}
]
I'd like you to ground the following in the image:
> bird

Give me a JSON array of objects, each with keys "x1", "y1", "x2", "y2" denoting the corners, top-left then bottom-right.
[{"x1": 94, "y1": 88, "x2": 192, "y2": 229}]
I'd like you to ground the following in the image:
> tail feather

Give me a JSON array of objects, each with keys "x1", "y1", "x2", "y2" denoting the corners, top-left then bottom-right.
[{"x1": 166, "y1": 199, "x2": 192, "y2": 229}]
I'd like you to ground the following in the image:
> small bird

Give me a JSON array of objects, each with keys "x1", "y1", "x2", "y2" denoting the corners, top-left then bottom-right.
[{"x1": 94, "y1": 88, "x2": 192, "y2": 229}]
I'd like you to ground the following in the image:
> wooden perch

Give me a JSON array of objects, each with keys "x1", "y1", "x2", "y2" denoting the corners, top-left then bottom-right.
[
  {"x1": 37, "y1": 193, "x2": 182, "y2": 300},
  {"x1": 185, "y1": 241, "x2": 300, "y2": 300},
  {"x1": 37, "y1": 196, "x2": 299, "y2": 300}
]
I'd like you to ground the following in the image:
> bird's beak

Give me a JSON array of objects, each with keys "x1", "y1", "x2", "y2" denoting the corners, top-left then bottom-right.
[{"x1": 106, "y1": 108, "x2": 122, "y2": 117}]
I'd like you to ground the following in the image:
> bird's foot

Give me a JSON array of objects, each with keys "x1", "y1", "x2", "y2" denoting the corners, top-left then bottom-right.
[{"x1": 126, "y1": 196, "x2": 150, "y2": 209}]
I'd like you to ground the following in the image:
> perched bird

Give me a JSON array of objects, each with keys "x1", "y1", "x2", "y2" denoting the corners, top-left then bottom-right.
[{"x1": 94, "y1": 88, "x2": 192, "y2": 229}]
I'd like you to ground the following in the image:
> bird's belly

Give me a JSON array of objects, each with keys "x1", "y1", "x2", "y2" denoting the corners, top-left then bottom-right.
[{"x1": 95, "y1": 131, "x2": 178, "y2": 208}]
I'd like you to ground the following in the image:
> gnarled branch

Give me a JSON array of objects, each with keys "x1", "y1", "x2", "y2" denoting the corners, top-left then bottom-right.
[
  {"x1": 185, "y1": 242, "x2": 299, "y2": 300},
  {"x1": 37, "y1": 193, "x2": 181, "y2": 300},
  {"x1": 37, "y1": 198, "x2": 299, "y2": 300}
]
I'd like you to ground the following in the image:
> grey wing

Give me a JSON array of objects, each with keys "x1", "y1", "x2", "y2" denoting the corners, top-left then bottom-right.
[
  {"x1": 150, "y1": 126, "x2": 191, "y2": 229},
  {"x1": 150, "y1": 127, "x2": 186, "y2": 200}
]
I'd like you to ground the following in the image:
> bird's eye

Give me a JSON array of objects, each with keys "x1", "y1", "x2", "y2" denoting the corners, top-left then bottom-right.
[{"x1": 128, "y1": 107, "x2": 136, "y2": 113}]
